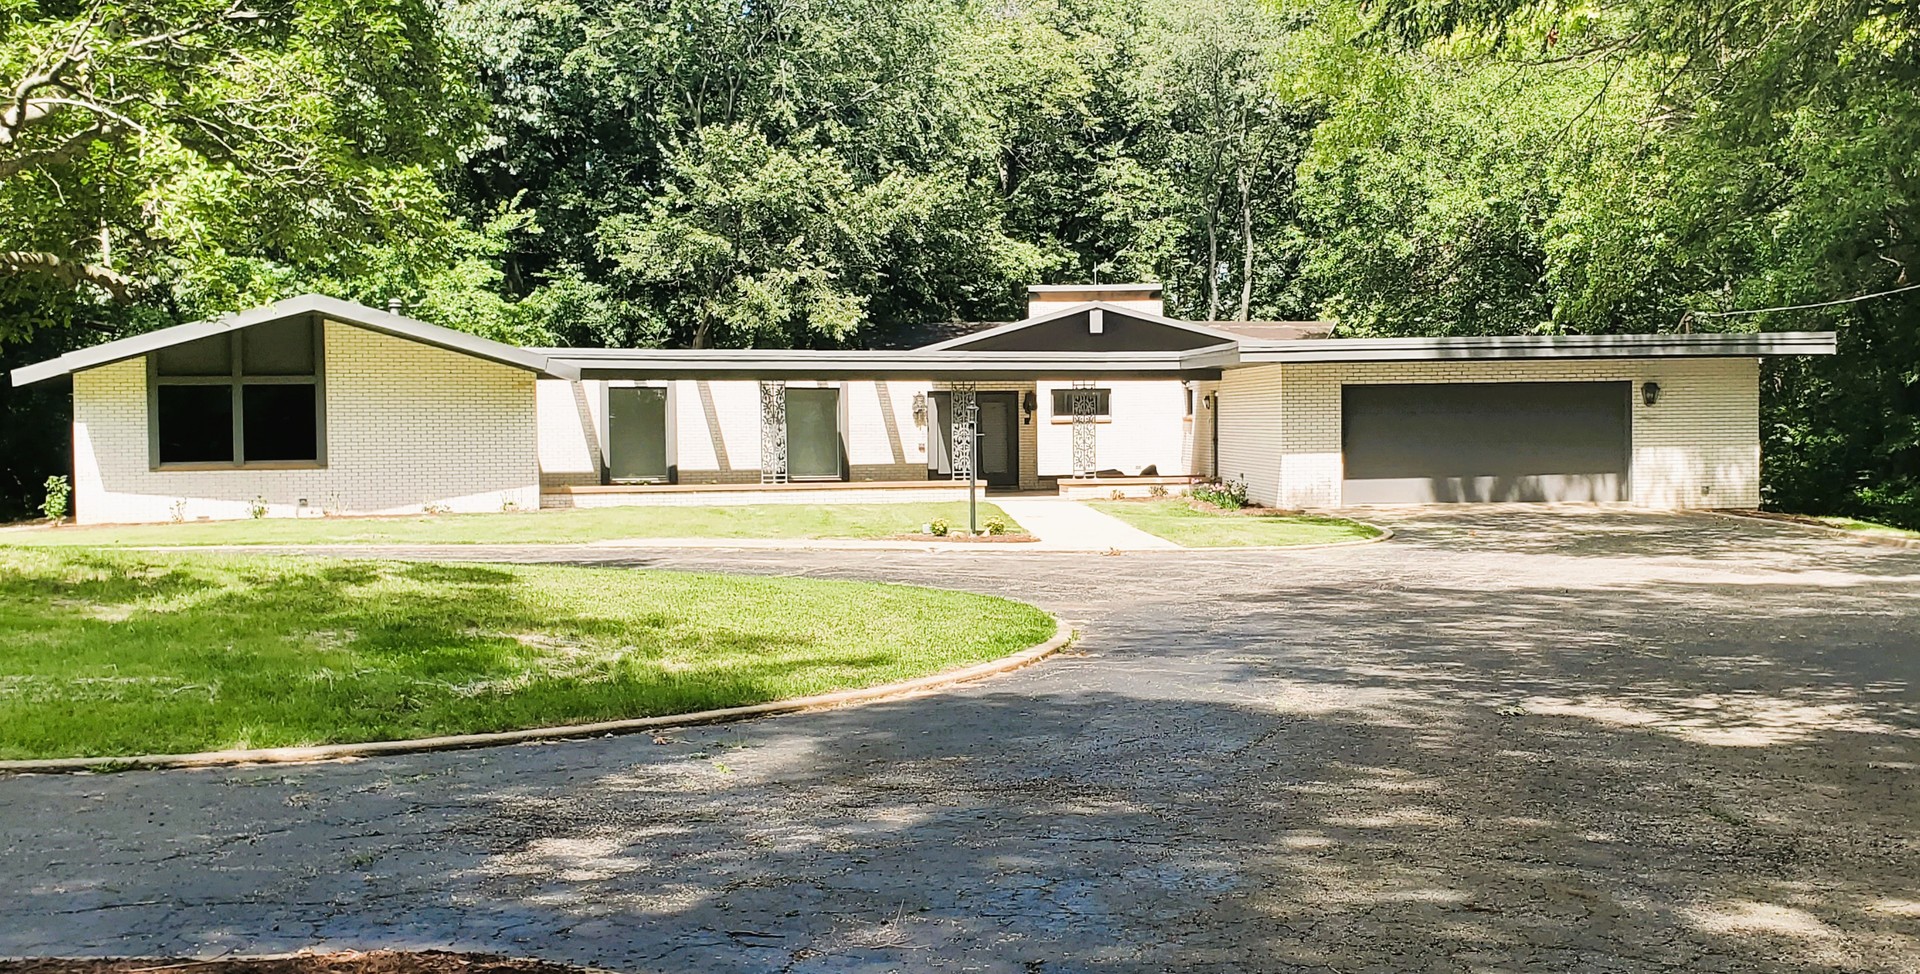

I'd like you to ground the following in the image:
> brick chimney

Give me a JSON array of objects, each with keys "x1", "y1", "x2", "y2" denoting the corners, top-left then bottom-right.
[{"x1": 1026, "y1": 283, "x2": 1164, "y2": 319}]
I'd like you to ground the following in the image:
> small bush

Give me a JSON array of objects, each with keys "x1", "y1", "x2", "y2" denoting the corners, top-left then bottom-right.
[
  {"x1": 170, "y1": 498, "x2": 188, "y2": 523},
  {"x1": 929, "y1": 517, "x2": 951, "y2": 537},
  {"x1": 40, "y1": 475, "x2": 70, "y2": 523},
  {"x1": 423, "y1": 502, "x2": 451, "y2": 515},
  {"x1": 1192, "y1": 477, "x2": 1250, "y2": 510},
  {"x1": 1148, "y1": 483, "x2": 1169, "y2": 499},
  {"x1": 983, "y1": 515, "x2": 1008, "y2": 536},
  {"x1": 248, "y1": 496, "x2": 269, "y2": 519},
  {"x1": 1111, "y1": 489, "x2": 1127, "y2": 500}
]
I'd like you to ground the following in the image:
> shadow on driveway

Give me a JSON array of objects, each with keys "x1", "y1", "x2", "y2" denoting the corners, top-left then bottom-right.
[{"x1": 2, "y1": 510, "x2": 1917, "y2": 972}]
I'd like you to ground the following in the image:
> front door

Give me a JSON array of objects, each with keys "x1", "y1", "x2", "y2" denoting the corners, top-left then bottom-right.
[{"x1": 976, "y1": 392, "x2": 1020, "y2": 488}]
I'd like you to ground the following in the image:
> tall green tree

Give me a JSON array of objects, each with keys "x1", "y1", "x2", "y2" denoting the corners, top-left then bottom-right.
[{"x1": 0, "y1": 0, "x2": 481, "y2": 335}]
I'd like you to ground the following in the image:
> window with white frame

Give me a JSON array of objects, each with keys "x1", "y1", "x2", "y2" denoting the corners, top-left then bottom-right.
[{"x1": 150, "y1": 318, "x2": 322, "y2": 467}]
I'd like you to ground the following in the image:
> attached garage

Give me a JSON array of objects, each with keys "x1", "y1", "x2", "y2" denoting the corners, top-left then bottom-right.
[{"x1": 1341, "y1": 381, "x2": 1631, "y2": 504}]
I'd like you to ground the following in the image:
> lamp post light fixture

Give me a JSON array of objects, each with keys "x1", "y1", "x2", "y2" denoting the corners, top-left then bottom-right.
[{"x1": 965, "y1": 401, "x2": 980, "y2": 537}]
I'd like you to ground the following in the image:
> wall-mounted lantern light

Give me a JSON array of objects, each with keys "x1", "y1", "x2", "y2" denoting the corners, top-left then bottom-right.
[
  {"x1": 1202, "y1": 392, "x2": 1217, "y2": 410},
  {"x1": 1022, "y1": 390, "x2": 1037, "y2": 425},
  {"x1": 1641, "y1": 381, "x2": 1661, "y2": 407},
  {"x1": 911, "y1": 392, "x2": 927, "y2": 428}
]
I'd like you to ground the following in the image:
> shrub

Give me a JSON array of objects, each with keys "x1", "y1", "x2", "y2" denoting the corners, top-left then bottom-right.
[
  {"x1": 929, "y1": 517, "x2": 951, "y2": 537},
  {"x1": 248, "y1": 495, "x2": 269, "y2": 519},
  {"x1": 983, "y1": 515, "x2": 1008, "y2": 536},
  {"x1": 1192, "y1": 477, "x2": 1250, "y2": 510},
  {"x1": 40, "y1": 475, "x2": 70, "y2": 523},
  {"x1": 1111, "y1": 488, "x2": 1126, "y2": 500},
  {"x1": 1148, "y1": 483, "x2": 1169, "y2": 499},
  {"x1": 170, "y1": 498, "x2": 188, "y2": 523}
]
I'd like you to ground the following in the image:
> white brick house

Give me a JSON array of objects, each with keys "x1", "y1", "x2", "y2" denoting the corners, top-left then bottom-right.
[{"x1": 11, "y1": 285, "x2": 1833, "y2": 523}]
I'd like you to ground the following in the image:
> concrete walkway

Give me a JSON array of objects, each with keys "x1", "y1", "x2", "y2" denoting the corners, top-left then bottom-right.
[{"x1": 989, "y1": 496, "x2": 1181, "y2": 550}]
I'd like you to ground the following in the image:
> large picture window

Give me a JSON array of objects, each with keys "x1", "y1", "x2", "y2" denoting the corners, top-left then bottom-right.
[
  {"x1": 607, "y1": 386, "x2": 670, "y2": 482},
  {"x1": 785, "y1": 387, "x2": 843, "y2": 480},
  {"x1": 149, "y1": 318, "x2": 323, "y2": 467}
]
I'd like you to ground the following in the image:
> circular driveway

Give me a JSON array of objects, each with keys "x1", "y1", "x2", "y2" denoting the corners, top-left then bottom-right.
[{"x1": 3, "y1": 510, "x2": 1918, "y2": 973}]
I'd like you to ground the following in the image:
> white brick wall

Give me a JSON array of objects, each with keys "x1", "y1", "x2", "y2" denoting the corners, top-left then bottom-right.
[
  {"x1": 537, "y1": 378, "x2": 932, "y2": 485},
  {"x1": 1213, "y1": 367, "x2": 1287, "y2": 504},
  {"x1": 73, "y1": 320, "x2": 540, "y2": 524},
  {"x1": 1213, "y1": 357, "x2": 1761, "y2": 509},
  {"x1": 1035, "y1": 379, "x2": 1194, "y2": 477}
]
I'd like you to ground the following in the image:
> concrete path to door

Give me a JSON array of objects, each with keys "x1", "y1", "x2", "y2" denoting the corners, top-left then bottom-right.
[
  {"x1": 990, "y1": 496, "x2": 1181, "y2": 550},
  {"x1": 3, "y1": 510, "x2": 1917, "y2": 973}
]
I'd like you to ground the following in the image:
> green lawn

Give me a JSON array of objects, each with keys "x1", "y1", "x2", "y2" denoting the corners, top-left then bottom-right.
[
  {"x1": 0, "y1": 548, "x2": 1055, "y2": 760},
  {"x1": 2, "y1": 502, "x2": 1021, "y2": 547},
  {"x1": 1809, "y1": 515, "x2": 1920, "y2": 539},
  {"x1": 1088, "y1": 499, "x2": 1381, "y2": 548}
]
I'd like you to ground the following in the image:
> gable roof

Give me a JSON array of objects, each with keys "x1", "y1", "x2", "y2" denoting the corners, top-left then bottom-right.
[
  {"x1": 917, "y1": 301, "x2": 1249, "y2": 352},
  {"x1": 9, "y1": 294, "x2": 579, "y2": 386}
]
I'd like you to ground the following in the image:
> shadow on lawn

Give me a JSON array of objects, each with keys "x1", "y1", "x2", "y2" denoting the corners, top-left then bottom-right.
[{"x1": 0, "y1": 552, "x2": 907, "y2": 758}]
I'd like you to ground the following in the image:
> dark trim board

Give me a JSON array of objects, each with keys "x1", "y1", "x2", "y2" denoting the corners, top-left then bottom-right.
[{"x1": 1340, "y1": 381, "x2": 1632, "y2": 504}]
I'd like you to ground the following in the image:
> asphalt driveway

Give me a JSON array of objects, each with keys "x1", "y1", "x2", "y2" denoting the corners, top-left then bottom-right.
[{"x1": 3, "y1": 510, "x2": 1917, "y2": 973}]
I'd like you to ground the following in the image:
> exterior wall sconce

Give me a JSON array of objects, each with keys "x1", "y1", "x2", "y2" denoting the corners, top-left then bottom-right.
[
  {"x1": 1022, "y1": 390, "x2": 1037, "y2": 424},
  {"x1": 911, "y1": 392, "x2": 927, "y2": 428},
  {"x1": 1642, "y1": 381, "x2": 1661, "y2": 407},
  {"x1": 1202, "y1": 392, "x2": 1217, "y2": 410}
]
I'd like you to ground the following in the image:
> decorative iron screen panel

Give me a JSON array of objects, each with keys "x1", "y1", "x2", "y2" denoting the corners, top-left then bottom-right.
[
  {"x1": 949, "y1": 382, "x2": 976, "y2": 481},
  {"x1": 759, "y1": 380, "x2": 788, "y2": 483},
  {"x1": 1070, "y1": 381, "x2": 1099, "y2": 478}
]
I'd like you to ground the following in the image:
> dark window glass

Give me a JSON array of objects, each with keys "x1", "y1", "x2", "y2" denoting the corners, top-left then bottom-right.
[
  {"x1": 240, "y1": 384, "x2": 319, "y2": 462},
  {"x1": 242, "y1": 319, "x2": 316, "y2": 375},
  {"x1": 607, "y1": 387, "x2": 669, "y2": 481},
  {"x1": 154, "y1": 334, "x2": 232, "y2": 376},
  {"x1": 1051, "y1": 388, "x2": 1111, "y2": 417},
  {"x1": 785, "y1": 388, "x2": 842, "y2": 480},
  {"x1": 157, "y1": 386, "x2": 234, "y2": 462}
]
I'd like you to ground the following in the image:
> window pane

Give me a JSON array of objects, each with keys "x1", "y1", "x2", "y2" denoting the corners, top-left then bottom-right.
[
  {"x1": 157, "y1": 386, "x2": 233, "y2": 462},
  {"x1": 1052, "y1": 388, "x2": 1110, "y2": 416},
  {"x1": 242, "y1": 384, "x2": 319, "y2": 462},
  {"x1": 154, "y1": 334, "x2": 232, "y2": 376},
  {"x1": 785, "y1": 388, "x2": 841, "y2": 480},
  {"x1": 242, "y1": 318, "x2": 316, "y2": 375},
  {"x1": 607, "y1": 387, "x2": 669, "y2": 481}
]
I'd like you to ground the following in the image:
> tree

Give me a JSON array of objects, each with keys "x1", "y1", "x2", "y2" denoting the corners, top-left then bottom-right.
[{"x1": 0, "y1": 0, "x2": 480, "y2": 336}]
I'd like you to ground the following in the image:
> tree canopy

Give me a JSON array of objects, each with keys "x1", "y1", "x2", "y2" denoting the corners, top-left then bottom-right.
[{"x1": 1, "y1": 0, "x2": 1915, "y2": 524}]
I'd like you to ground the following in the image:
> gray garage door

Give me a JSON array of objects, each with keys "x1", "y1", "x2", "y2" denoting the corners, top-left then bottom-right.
[{"x1": 1342, "y1": 382, "x2": 1630, "y2": 504}]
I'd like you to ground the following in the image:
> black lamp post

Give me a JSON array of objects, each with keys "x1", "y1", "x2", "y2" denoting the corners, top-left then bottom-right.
[{"x1": 965, "y1": 401, "x2": 980, "y2": 536}]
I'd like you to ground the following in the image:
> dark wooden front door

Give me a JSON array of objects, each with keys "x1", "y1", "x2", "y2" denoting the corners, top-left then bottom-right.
[{"x1": 975, "y1": 392, "x2": 1020, "y2": 487}]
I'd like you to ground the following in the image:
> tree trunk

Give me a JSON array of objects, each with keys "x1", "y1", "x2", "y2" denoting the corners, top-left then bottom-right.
[
  {"x1": 1205, "y1": 188, "x2": 1221, "y2": 322},
  {"x1": 1237, "y1": 166, "x2": 1255, "y2": 321}
]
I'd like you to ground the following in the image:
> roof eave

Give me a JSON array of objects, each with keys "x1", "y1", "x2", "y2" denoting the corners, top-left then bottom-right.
[
  {"x1": 7, "y1": 294, "x2": 579, "y2": 386},
  {"x1": 1232, "y1": 332, "x2": 1838, "y2": 364}
]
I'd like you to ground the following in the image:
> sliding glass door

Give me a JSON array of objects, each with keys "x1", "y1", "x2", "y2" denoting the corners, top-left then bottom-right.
[
  {"x1": 785, "y1": 387, "x2": 843, "y2": 480},
  {"x1": 607, "y1": 386, "x2": 669, "y2": 482}
]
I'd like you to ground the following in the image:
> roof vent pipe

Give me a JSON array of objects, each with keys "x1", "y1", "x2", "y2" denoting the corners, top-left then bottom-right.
[{"x1": 387, "y1": 297, "x2": 404, "y2": 315}]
